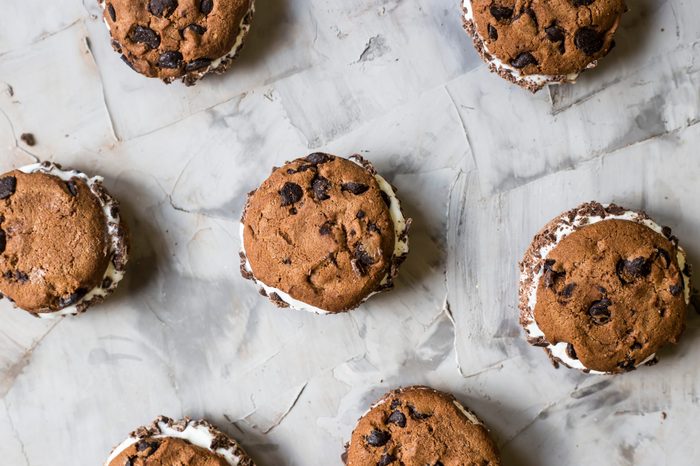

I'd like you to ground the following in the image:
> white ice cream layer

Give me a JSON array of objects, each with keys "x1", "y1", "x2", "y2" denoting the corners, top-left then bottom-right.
[
  {"x1": 241, "y1": 159, "x2": 409, "y2": 314},
  {"x1": 462, "y1": 0, "x2": 582, "y2": 88},
  {"x1": 105, "y1": 419, "x2": 243, "y2": 466},
  {"x1": 16, "y1": 163, "x2": 126, "y2": 318},
  {"x1": 522, "y1": 205, "x2": 692, "y2": 374}
]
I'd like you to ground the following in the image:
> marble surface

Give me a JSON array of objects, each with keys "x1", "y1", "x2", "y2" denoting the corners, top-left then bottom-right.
[{"x1": 1, "y1": 1, "x2": 699, "y2": 465}]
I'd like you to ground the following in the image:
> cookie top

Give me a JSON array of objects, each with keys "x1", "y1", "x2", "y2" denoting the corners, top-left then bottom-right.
[
  {"x1": 346, "y1": 386, "x2": 501, "y2": 466},
  {"x1": 520, "y1": 202, "x2": 691, "y2": 374},
  {"x1": 0, "y1": 163, "x2": 128, "y2": 317},
  {"x1": 101, "y1": 0, "x2": 254, "y2": 84},
  {"x1": 463, "y1": 0, "x2": 626, "y2": 91},
  {"x1": 105, "y1": 416, "x2": 254, "y2": 466},
  {"x1": 241, "y1": 153, "x2": 409, "y2": 313}
]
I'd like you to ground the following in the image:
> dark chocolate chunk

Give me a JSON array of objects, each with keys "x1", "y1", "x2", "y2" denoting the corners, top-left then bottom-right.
[
  {"x1": 157, "y1": 51, "x2": 183, "y2": 69},
  {"x1": 511, "y1": 52, "x2": 538, "y2": 68},
  {"x1": 407, "y1": 404, "x2": 431, "y2": 420},
  {"x1": 566, "y1": 343, "x2": 578, "y2": 360},
  {"x1": 630, "y1": 341, "x2": 643, "y2": 350},
  {"x1": 662, "y1": 226, "x2": 673, "y2": 239},
  {"x1": 341, "y1": 182, "x2": 369, "y2": 195},
  {"x1": 66, "y1": 181, "x2": 78, "y2": 197},
  {"x1": 378, "y1": 454, "x2": 397, "y2": 466},
  {"x1": 574, "y1": 27, "x2": 604, "y2": 55},
  {"x1": 543, "y1": 259, "x2": 564, "y2": 288},
  {"x1": 58, "y1": 288, "x2": 88, "y2": 307},
  {"x1": 136, "y1": 440, "x2": 160, "y2": 455},
  {"x1": 102, "y1": 277, "x2": 113, "y2": 289},
  {"x1": 279, "y1": 182, "x2": 303, "y2": 206},
  {"x1": 125, "y1": 458, "x2": 135, "y2": 466},
  {"x1": 352, "y1": 244, "x2": 375, "y2": 276},
  {"x1": 545, "y1": 24, "x2": 565, "y2": 42},
  {"x1": 289, "y1": 207, "x2": 298, "y2": 215},
  {"x1": 669, "y1": 284, "x2": 683, "y2": 296},
  {"x1": 386, "y1": 410, "x2": 406, "y2": 428},
  {"x1": 0, "y1": 176, "x2": 17, "y2": 200},
  {"x1": 617, "y1": 358, "x2": 636, "y2": 372},
  {"x1": 4, "y1": 271, "x2": 29, "y2": 283},
  {"x1": 616, "y1": 257, "x2": 651, "y2": 284},
  {"x1": 559, "y1": 283, "x2": 576, "y2": 298},
  {"x1": 185, "y1": 58, "x2": 212, "y2": 72},
  {"x1": 389, "y1": 399, "x2": 400, "y2": 410},
  {"x1": 525, "y1": 8, "x2": 538, "y2": 28},
  {"x1": 365, "y1": 428, "x2": 391, "y2": 447},
  {"x1": 183, "y1": 24, "x2": 207, "y2": 36},
  {"x1": 588, "y1": 298, "x2": 612, "y2": 325},
  {"x1": 356, "y1": 210, "x2": 366, "y2": 219},
  {"x1": 489, "y1": 5, "x2": 514, "y2": 21},
  {"x1": 130, "y1": 26, "x2": 161, "y2": 49},
  {"x1": 148, "y1": 0, "x2": 177, "y2": 17},
  {"x1": 0, "y1": 230, "x2": 5, "y2": 254},
  {"x1": 487, "y1": 24, "x2": 498, "y2": 40},
  {"x1": 319, "y1": 221, "x2": 333, "y2": 236},
  {"x1": 312, "y1": 175, "x2": 331, "y2": 201},
  {"x1": 380, "y1": 191, "x2": 391, "y2": 207},
  {"x1": 306, "y1": 153, "x2": 332, "y2": 164},
  {"x1": 656, "y1": 248, "x2": 671, "y2": 268},
  {"x1": 107, "y1": 3, "x2": 117, "y2": 21},
  {"x1": 367, "y1": 222, "x2": 381, "y2": 234},
  {"x1": 571, "y1": 0, "x2": 595, "y2": 5},
  {"x1": 199, "y1": 0, "x2": 214, "y2": 14}
]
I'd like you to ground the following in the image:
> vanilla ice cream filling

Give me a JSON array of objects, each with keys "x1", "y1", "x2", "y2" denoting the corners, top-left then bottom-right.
[
  {"x1": 240, "y1": 161, "x2": 409, "y2": 315},
  {"x1": 99, "y1": 0, "x2": 255, "y2": 79},
  {"x1": 105, "y1": 419, "x2": 244, "y2": 466},
  {"x1": 462, "y1": 0, "x2": 582, "y2": 88},
  {"x1": 17, "y1": 163, "x2": 127, "y2": 318},
  {"x1": 522, "y1": 206, "x2": 692, "y2": 374}
]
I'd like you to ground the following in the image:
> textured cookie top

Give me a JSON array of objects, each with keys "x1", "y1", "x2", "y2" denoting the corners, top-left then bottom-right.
[
  {"x1": 242, "y1": 154, "x2": 395, "y2": 313},
  {"x1": 521, "y1": 202, "x2": 689, "y2": 374},
  {"x1": 469, "y1": 0, "x2": 626, "y2": 76},
  {"x1": 0, "y1": 170, "x2": 111, "y2": 313},
  {"x1": 107, "y1": 437, "x2": 229, "y2": 466},
  {"x1": 102, "y1": 0, "x2": 252, "y2": 82},
  {"x1": 347, "y1": 386, "x2": 501, "y2": 466}
]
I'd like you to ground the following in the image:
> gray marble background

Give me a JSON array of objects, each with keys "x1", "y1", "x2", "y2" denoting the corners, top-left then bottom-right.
[{"x1": 1, "y1": 0, "x2": 699, "y2": 465}]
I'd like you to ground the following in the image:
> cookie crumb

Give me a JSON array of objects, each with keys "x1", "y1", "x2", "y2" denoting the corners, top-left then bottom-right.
[{"x1": 20, "y1": 133, "x2": 36, "y2": 146}]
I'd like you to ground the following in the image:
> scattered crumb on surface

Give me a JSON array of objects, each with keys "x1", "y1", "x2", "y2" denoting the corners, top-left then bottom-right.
[{"x1": 20, "y1": 133, "x2": 36, "y2": 146}]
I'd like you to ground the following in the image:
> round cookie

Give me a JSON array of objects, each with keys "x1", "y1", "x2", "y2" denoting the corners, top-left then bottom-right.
[
  {"x1": 240, "y1": 153, "x2": 410, "y2": 314},
  {"x1": 99, "y1": 0, "x2": 255, "y2": 85},
  {"x1": 0, "y1": 162, "x2": 129, "y2": 318},
  {"x1": 105, "y1": 416, "x2": 255, "y2": 466},
  {"x1": 519, "y1": 202, "x2": 691, "y2": 374},
  {"x1": 346, "y1": 386, "x2": 501, "y2": 466},
  {"x1": 462, "y1": 0, "x2": 627, "y2": 92}
]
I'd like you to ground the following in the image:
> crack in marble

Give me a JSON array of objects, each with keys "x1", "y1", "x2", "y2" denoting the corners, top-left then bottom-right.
[
  {"x1": 3, "y1": 400, "x2": 29, "y2": 466},
  {"x1": 82, "y1": 34, "x2": 119, "y2": 143}
]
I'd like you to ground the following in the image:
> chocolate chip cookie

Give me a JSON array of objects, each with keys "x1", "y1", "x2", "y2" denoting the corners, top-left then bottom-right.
[
  {"x1": 0, "y1": 162, "x2": 129, "y2": 318},
  {"x1": 462, "y1": 0, "x2": 627, "y2": 92},
  {"x1": 105, "y1": 416, "x2": 254, "y2": 466},
  {"x1": 240, "y1": 153, "x2": 410, "y2": 314},
  {"x1": 346, "y1": 386, "x2": 501, "y2": 466},
  {"x1": 99, "y1": 0, "x2": 255, "y2": 85},
  {"x1": 520, "y1": 202, "x2": 691, "y2": 374}
]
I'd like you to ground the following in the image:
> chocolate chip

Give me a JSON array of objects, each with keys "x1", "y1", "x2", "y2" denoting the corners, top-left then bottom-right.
[
  {"x1": 543, "y1": 259, "x2": 564, "y2": 288},
  {"x1": 489, "y1": 5, "x2": 513, "y2": 21},
  {"x1": 157, "y1": 51, "x2": 183, "y2": 69},
  {"x1": 378, "y1": 454, "x2": 397, "y2": 466},
  {"x1": 574, "y1": 27, "x2": 604, "y2": 55},
  {"x1": 631, "y1": 341, "x2": 643, "y2": 350},
  {"x1": 662, "y1": 226, "x2": 673, "y2": 238},
  {"x1": 525, "y1": 8, "x2": 538, "y2": 28},
  {"x1": 390, "y1": 399, "x2": 400, "y2": 410},
  {"x1": 341, "y1": 182, "x2": 369, "y2": 195},
  {"x1": 386, "y1": 410, "x2": 406, "y2": 427},
  {"x1": 199, "y1": 0, "x2": 214, "y2": 14},
  {"x1": 0, "y1": 176, "x2": 17, "y2": 200},
  {"x1": 312, "y1": 175, "x2": 331, "y2": 201},
  {"x1": 4, "y1": 271, "x2": 28, "y2": 283},
  {"x1": 571, "y1": 0, "x2": 595, "y2": 5},
  {"x1": 365, "y1": 428, "x2": 390, "y2": 447},
  {"x1": 588, "y1": 298, "x2": 612, "y2": 325},
  {"x1": 368, "y1": 222, "x2": 381, "y2": 234},
  {"x1": 102, "y1": 277, "x2": 113, "y2": 289},
  {"x1": 566, "y1": 343, "x2": 577, "y2": 360},
  {"x1": 58, "y1": 288, "x2": 88, "y2": 308},
  {"x1": 545, "y1": 24, "x2": 565, "y2": 42},
  {"x1": 306, "y1": 153, "x2": 331, "y2": 164},
  {"x1": 670, "y1": 284, "x2": 683, "y2": 296},
  {"x1": 289, "y1": 207, "x2": 298, "y2": 215},
  {"x1": 352, "y1": 244, "x2": 375, "y2": 276},
  {"x1": 559, "y1": 283, "x2": 576, "y2": 298},
  {"x1": 136, "y1": 440, "x2": 160, "y2": 455},
  {"x1": 130, "y1": 25, "x2": 161, "y2": 49},
  {"x1": 356, "y1": 210, "x2": 366, "y2": 219},
  {"x1": 125, "y1": 458, "x2": 135, "y2": 466},
  {"x1": 319, "y1": 222, "x2": 333, "y2": 235},
  {"x1": 20, "y1": 133, "x2": 36, "y2": 146},
  {"x1": 487, "y1": 24, "x2": 498, "y2": 40},
  {"x1": 279, "y1": 182, "x2": 303, "y2": 206},
  {"x1": 617, "y1": 358, "x2": 636, "y2": 372},
  {"x1": 0, "y1": 230, "x2": 5, "y2": 254},
  {"x1": 185, "y1": 58, "x2": 212, "y2": 72},
  {"x1": 148, "y1": 0, "x2": 177, "y2": 17},
  {"x1": 107, "y1": 3, "x2": 117, "y2": 21},
  {"x1": 183, "y1": 24, "x2": 207, "y2": 36},
  {"x1": 510, "y1": 52, "x2": 538, "y2": 68},
  {"x1": 616, "y1": 257, "x2": 652, "y2": 284},
  {"x1": 407, "y1": 404, "x2": 431, "y2": 420},
  {"x1": 380, "y1": 191, "x2": 391, "y2": 207},
  {"x1": 435, "y1": 463, "x2": 445, "y2": 466},
  {"x1": 65, "y1": 181, "x2": 78, "y2": 197}
]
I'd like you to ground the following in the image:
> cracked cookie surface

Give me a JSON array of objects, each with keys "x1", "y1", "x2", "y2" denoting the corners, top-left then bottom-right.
[
  {"x1": 101, "y1": 0, "x2": 253, "y2": 84},
  {"x1": 347, "y1": 386, "x2": 501, "y2": 466},
  {"x1": 241, "y1": 154, "x2": 396, "y2": 313}
]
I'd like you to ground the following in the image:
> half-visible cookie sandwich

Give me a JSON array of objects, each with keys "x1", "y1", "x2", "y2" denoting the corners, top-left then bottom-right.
[
  {"x1": 240, "y1": 153, "x2": 410, "y2": 314},
  {"x1": 520, "y1": 201, "x2": 691, "y2": 374},
  {"x1": 0, "y1": 162, "x2": 129, "y2": 318}
]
